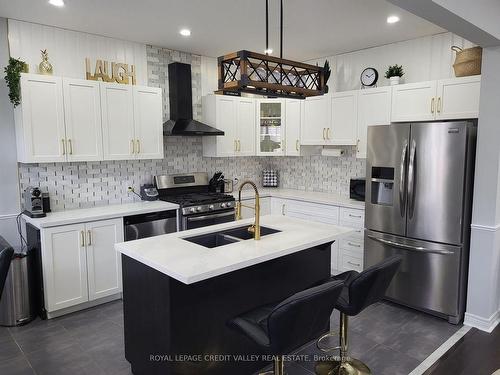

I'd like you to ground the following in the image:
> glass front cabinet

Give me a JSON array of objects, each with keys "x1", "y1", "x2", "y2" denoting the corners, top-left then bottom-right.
[{"x1": 257, "y1": 99, "x2": 285, "y2": 156}]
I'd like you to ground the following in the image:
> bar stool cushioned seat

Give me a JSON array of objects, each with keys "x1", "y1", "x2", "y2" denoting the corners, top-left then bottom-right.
[{"x1": 229, "y1": 279, "x2": 344, "y2": 375}]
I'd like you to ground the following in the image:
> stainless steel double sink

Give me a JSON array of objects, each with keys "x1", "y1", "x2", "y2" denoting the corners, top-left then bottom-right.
[{"x1": 183, "y1": 226, "x2": 281, "y2": 248}]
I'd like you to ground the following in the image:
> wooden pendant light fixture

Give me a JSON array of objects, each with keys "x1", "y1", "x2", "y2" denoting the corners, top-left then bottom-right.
[{"x1": 216, "y1": 0, "x2": 330, "y2": 99}]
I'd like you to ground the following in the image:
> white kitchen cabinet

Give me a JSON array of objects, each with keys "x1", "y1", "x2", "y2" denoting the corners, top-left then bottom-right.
[
  {"x1": 15, "y1": 74, "x2": 66, "y2": 163},
  {"x1": 285, "y1": 99, "x2": 302, "y2": 156},
  {"x1": 391, "y1": 81, "x2": 437, "y2": 122},
  {"x1": 356, "y1": 87, "x2": 392, "y2": 159},
  {"x1": 85, "y1": 218, "x2": 123, "y2": 301},
  {"x1": 41, "y1": 218, "x2": 124, "y2": 313},
  {"x1": 133, "y1": 86, "x2": 164, "y2": 159},
  {"x1": 203, "y1": 95, "x2": 256, "y2": 157},
  {"x1": 436, "y1": 76, "x2": 481, "y2": 120},
  {"x1": 63, "y1": 78, "x2": 103, "y2": 162},
  {"x1": 236, "y1": 98, "x2": 256, "y2": 156},
  {"x1": 101, "y1": 83, "x2": 136, "y2": 160},
  {"x1": 330, "y1": 91, "x2": 358, "y2": 145},
  {"x1": 42, "y1": 223, "x2": 89, "y2": 312},
  {"x1": 302, "y1": 95, "x2": 330, "y2": 145},
  {"x1": 257, "y1": 99, "x2": 285, "y2": 156}
]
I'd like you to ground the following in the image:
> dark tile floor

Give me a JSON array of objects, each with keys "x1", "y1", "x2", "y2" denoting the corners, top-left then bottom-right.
[{"x1": 0, "y1": 300, "x2": 461, "y2": 375}]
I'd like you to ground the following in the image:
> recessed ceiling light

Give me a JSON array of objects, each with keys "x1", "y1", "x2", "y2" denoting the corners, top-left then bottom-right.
[
  {"x1": 48, "y1": 0, "x2": 65, "y2": 7},
  {"x1": 264, "y1": 49, "x2": 273, "y2": 54},
  {"x1": 179, "y1": 29, "x2": 191, "y2": 37},
  {"x1": 387, "y1": 15, "x2": 400, "y2": 24}
]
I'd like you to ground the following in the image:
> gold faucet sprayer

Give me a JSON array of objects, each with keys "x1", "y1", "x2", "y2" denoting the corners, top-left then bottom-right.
[{"x1": 235, "y1": 180, "x2": 261, "y2": 240}]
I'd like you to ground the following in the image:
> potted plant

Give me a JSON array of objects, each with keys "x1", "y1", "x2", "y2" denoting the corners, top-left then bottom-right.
[
  {"x1": 4, "y1": 57, "x2": 28, "y2": 107},
  {"x1": 385, "y1": 64, "x2": 404, "y2": 85}
]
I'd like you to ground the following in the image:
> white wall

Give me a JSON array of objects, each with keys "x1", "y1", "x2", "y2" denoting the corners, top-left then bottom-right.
[
  {"x1": 0, "y1": 18, "x2": 21, "y2": 247},
  {"x1": 8, "y1": 20, "x2": 148, "y2": 85},
  {"x1": 465, "y1": 46, "x2": 500, "y2": 332},
  {"x1": 306, "y1": 32, "x2": 474, "y2": 92}
]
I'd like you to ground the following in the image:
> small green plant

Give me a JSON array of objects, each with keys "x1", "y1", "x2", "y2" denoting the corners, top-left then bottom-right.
[
  {"x1": 385, "y1": 64, "x2": 404, "y2": 79},
  {"x1": 4, "y1": 57, "x2": 27, "y2": 107}
]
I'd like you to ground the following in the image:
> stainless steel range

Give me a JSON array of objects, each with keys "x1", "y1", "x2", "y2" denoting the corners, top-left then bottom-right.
[{"x1": 155, "y1": 173, "x2": 236, "y2": 230}]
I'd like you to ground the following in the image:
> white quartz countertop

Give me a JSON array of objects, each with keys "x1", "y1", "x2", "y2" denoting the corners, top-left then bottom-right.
[
  {"x1": 115, "y1": 215, "x2": 354, "y2": 285},
  {"x1": 23, "y1": 201, "x2": 179, "y2": 229},
  {"x1": 233, "y1": 188, "x2": 364, "y2": 209}
]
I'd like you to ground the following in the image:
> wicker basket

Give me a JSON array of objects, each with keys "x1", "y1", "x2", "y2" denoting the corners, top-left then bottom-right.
[{"x1": 452, "y1": 46, "x2": 482, "y2": 77}]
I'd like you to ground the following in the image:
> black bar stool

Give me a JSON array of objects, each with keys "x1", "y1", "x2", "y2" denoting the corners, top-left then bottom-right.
[
  {"x1": 0, "y1": 236, "x2": 14, "y2": 301},
  {"x1": 315, "y1": 255, "x2": 402, "y2": 375},
  {"x1": 228, "y1": 279, "x2": 344, "y2": 375}
]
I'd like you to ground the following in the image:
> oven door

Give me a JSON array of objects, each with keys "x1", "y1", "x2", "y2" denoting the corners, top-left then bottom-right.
[{"x1": 182, "y1": 210, "x2": 236, "y2": 230}]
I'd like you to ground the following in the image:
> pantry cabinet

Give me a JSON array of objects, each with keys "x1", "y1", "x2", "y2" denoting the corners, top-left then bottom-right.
[
  {"x1": 14, "y1": 74, "x2": 163, "y2": 163},
  {"x1": 356, "y1": 87, "x2": 392, "y2": 159},
  {"x1": 202, "y1": 95, "x2": 256, "y2": 157},
  {"x1": 41, "y1": 218, "x2": 123, "y2": 313}
]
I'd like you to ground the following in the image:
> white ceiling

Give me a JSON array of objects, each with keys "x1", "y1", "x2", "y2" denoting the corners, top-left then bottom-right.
[{"x1": 0, "y1": 0, "x2": 445, "y2": 61}]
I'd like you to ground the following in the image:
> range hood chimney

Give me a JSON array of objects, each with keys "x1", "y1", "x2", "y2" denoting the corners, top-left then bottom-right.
[{"x1": 163, "y1": 62, "x2": 224, "y2": 136}]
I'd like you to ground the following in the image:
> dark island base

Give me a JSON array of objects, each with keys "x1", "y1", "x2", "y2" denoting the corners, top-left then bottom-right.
[{"x1": 122, "y1": 242, "x2": 332, "y2": 375}]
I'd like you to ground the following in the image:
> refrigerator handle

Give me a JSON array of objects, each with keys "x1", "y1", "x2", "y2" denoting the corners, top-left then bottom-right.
[
  {"x1": 367, "y1": 234, "x2": 454, "y2": 255},
  {"x1": 408, "y1": 139, "x2": 417, "y2": 219},
  {"x1": 399, "y1": 141, "x2": 408, "y2": 218}
]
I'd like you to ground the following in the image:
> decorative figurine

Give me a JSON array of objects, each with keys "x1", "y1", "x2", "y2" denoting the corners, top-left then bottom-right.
[{"x1": 38, "y1": 49, "x2": 53, "y2": 75}]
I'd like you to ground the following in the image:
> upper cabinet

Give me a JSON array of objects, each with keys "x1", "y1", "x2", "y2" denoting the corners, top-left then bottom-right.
[
  {"x1": 202, "y1": 95, "x2": 256, "y2": 157},
  {"x1": 391, "y1": 76, "x2": 480, "y2": 122},
  {"x1": 302, "y1": 95, "x2": 330, "y2": 145},
  {"x1": 14, "y1": 73, "x2": 163, "y2": 163},
  {"x1": 257, "y1": 99, "x2": 285, "y2": 156},
  {"x1": 357, "y1": 87, "x2": 392, "y2": 159},
  {"x1": 15, "y1": 74, "x2": 66, "y2": 163},
  {"x1": 330, "y1": 91, "x2": 358, "y2": 145},
  {"x1": 285, "y1": 99, "x2": 302, "y2": 156}
]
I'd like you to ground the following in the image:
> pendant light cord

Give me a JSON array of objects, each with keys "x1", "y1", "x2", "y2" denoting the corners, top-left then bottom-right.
[
  {"x1": 265, "y1": 0, "x2": 269, "y2": 54},
  {"x1": 280, "y1": 0, "x2": 283, "y2": 59}
]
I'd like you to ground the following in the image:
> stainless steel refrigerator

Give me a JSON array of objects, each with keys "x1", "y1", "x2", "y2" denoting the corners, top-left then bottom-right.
[{"x1": 364, "y1": 121, "x2": 476, "y2": 324}]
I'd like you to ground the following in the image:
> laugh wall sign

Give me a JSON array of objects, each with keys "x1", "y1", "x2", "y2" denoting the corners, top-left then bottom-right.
[{"x1": 85, "y1": 58, "x2": 137, "y2": 84}]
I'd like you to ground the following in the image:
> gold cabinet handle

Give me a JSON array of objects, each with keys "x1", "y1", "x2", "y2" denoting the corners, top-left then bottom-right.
[
  {"x1": 281, "y1": 204, "x2": 285, "y2": 216},
  {"x1": 68, "y1": 139, "x2": 73, "y2": 155},
  {"x1": 327, "y1": 128, "x2": 331, "y2": 140},
  {"x1": 62, "y1": 139, "x2": 66, "y2": 155},
  {"x1": 296, "y1": 139, "x2": 300, "y2": 151},
  {"x1": 356, "y1": 139, "x2": 360, "y2": 153},
  {"x1": 136, "y1": 139, "x2": 140, "y2": 154},
  {"x1": 322, "y1": 128, "x2": 326, "y2": 140},
  {"x1": 234, "y1": 140, "x2": 238, "y2": 152},
  {"x1": 80, "y1": 230, "x2": 85, "y2": 247},
  {"x1": 87, "y1": 230, "x2": 92, "y2": 246},
  {"x1": 431, "y1": 97, "x2": 435, "y2": 114},
  {"x1": 131, "y1": 140, "x2": 135, "y2": 154},
  {"x1": 437, "y1": 97, "x2": 442, "y2": 113},
  {"x1": 237, "y1": 140, "x2": 241, "y2": 152}
]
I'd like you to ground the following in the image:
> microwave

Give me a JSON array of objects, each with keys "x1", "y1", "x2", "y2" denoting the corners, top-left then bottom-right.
[{"x1": 350, "y1": 178, "x2": 366, "y2": 202}]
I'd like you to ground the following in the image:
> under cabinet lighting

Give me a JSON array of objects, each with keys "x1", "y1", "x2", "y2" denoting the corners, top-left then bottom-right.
[
  {"x1": 49, "y1": 0, "x2": 65, "y2": 7},
  {"x1": 179, "y1": 29, "x2": 191, "y2": 37},
  {"x1": 387, "y1": 15, "x2": 400, "y2": 24}
]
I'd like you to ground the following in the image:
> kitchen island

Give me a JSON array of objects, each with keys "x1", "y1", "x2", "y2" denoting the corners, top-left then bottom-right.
[{"x1": 115, "y1": 215, "x2": 353, "y2": 375}]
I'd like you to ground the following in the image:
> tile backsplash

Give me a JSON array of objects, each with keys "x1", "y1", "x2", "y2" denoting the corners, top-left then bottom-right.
[{"x1": 17, "y1": 45, "x2": 365, "y2": 211}]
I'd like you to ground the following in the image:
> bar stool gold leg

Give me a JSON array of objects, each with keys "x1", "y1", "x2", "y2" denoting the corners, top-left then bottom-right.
[
  {"x1": 315, "y1": 313, "x2": 371, "y2": 375},
  {"x1": 259, "y1": 355, "x2": 286, "y2": 375}
]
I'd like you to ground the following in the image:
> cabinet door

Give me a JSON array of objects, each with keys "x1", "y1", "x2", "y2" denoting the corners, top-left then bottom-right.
[
  {"x1": 302, "y1": 95, "x2": 329, "y2": 145},
  {"x1": 216, "y1": 96, "x2": 237, "y2": 157},
  {"x1": 42, "y1": 224, "x2": 88, "y2": 312},
  {"x1": 20, "y1": 74, "x2": 66, "y2": 162},
  {"x1": 85, "y1": 218, "x2": 124, "y2": 301},
  {"x1": 63, "y1": 78, "x2": 103, "y2": 162},
  {"x1": 436, "y1": 76, "x2": 481, "y2": 120},
  {"x1": 236, "y1": 98, "x2": 256, "y2": 156},
  {"x1": 330, "y1": 91, "x2": 358, "y2": 145},
  {"x1": 391, "y1": 81, "x2": 437, "y2": 122},
  {"x1": 257, "y1": 99, "x2": 285, "y2": 156},
  {"x1": 101, "y1": 83, "x2": 135, "y2": 160},
  {"x1": 133, "y1": 86, "x2": 164, "y2": 159},
  {"x1": 285, "y1": 99, "x2": 301, "y2": 156},
  {"x1": 357, "y1": 87, "x2": 392, "y2": 159}
]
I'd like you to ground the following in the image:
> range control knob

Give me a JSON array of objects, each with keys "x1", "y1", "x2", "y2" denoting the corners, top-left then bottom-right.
[
  {"x1": 189, "y1": 207, "x2": 196, "y2": 213},
  {"x1": 196, "y1": 206, "x2": 203, "y2": 212},
  {"x1": 221, "y1": 203, "x2": 227, "y2": 208},
  {"x1": 208, "y1": 204, "x2": 215, "y2": 210},
  {"x1": 226, "y1": 201, "x2": 233, "y2": 207}
]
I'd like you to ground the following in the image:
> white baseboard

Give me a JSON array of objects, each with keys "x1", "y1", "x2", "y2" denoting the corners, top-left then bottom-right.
[{"x1": 464, "y1": 309, "x2": 500, "y2": 333}]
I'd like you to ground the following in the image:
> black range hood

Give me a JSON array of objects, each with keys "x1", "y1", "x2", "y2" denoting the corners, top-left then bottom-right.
[{"x1": 164, "y1": 62, "x2": 224, "y2": 136}]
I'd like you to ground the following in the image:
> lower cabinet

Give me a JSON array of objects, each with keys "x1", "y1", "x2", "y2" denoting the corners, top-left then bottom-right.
[
  {"x1": 42, "y1": 218, "x2": 123, "y2": 313},
  {"x1": 270, "y1": 197, "x2": 364, "y2": 274}
]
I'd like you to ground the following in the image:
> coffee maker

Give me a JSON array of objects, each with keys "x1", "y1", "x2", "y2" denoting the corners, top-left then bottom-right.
[{"x1": 23, "y1": 187, "x2": 46, "y2": 218}]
